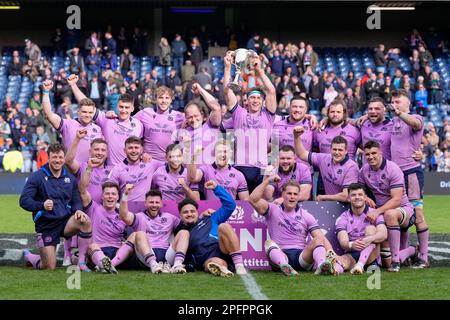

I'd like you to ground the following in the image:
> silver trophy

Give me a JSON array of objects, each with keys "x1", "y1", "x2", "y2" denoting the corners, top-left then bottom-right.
[{"x1": 228, "y1": 48, "x2": 258, "y2": 92}]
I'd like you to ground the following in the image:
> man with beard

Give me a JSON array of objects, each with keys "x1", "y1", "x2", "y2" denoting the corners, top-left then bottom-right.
[
  {"x1": 263, "y1": 145, "x2": 311, "y2": 202},
  {"x1": 335, "y1": 183, "x2": 388, "y2": 275},
  {"x1": 119, "y1": 186, "x2": 190, "y2": 274},
  {"x1": 174, "y1": 83, "x2": 222, "y2": 165},
  {"x1": 295, "y1": 127, "x2": 358, "y2": 202},
  {"x1": 41, "y1": 79, "x2": 102, "y2": 163},
  {"x1": 221, "y1": 51, "x2": 277, "y2": 192},
  {"x1": 359, "y1": 141, "x2": 418, "y2": 272},
  {"x1": 69, "y1": 75, "x2": 143, "y2": 166},
  {"x1": 151, "y1": 143, "x2": 200, "y2": 202},
  {"x1": 187, "y1": 139, "x2": 249, "y2": 201},
  {"x1": 175, "y1": 180, "x2": 247, "y2": 276},
  {"x1": 108, "y1": 136, "x2": 163, "y2": 208},
  {"x1": 20, "y1": 143, "x2": 92, "y2": 272},
  {"x1": 389, "y1": 89, "x2": 429, "y2": 269}
]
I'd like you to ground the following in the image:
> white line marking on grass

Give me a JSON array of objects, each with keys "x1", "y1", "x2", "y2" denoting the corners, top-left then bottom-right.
[
  {"x1": 428, "y1": 247, "x2": 450, "y2": 254},
  {"x1": 239, "y1": 273, "x2": 269, "y2": 300},
  {"x1": 429, "y1": 253, "x2": 450, "y2": 261},
  {"x1": 429, "y1": 241, "x2": 450, "y2": 247}
]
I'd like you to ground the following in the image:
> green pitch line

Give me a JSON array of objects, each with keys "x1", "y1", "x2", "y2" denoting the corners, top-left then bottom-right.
[
  {"x1": 1, "y1": 195, "x2": 449, "y2": 234},
  {"x1": 0, "y1": 267, "x2": 251, "y2": 300},
  {"x1": 0, "y1": 267, "x2": 449, "y2": 300}
]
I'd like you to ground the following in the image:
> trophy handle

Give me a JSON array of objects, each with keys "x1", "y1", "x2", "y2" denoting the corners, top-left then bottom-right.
[{"x1": 228, "y1": 69, "x2": 242, "y2": 92}]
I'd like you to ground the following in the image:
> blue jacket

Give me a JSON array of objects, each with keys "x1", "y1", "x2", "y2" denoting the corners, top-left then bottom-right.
[
  {"x1": 176, "y1": 185, "x2": 236, "y2": 267},
  {"x1": 19, "y1": 164, "x2": 83, "y2": 231}
]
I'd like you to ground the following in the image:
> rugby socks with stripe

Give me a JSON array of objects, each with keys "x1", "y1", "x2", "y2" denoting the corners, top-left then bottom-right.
[
  {"x1": 267, "y1": 247, "x2": 288, "y2": 266},
  {"x1": 312, "y1": 245, "x2": 326, "y2": 266},
  {"x1": 358, "y1": 244, "x2": 376, "y2": 266},
  {"x1": 400, "y1": 230, "x2": 410, "y2": 250},
  {"x1": 144, "y1": 252, "x2": 158, "y2": 269},
  {"x1": 399, "y1": 246, "x2": 416, "y2": 263},
  {"x1": 63, "y1": 238, "x2": 72, "y2": 259},
  {"x1": 77, "y1": 231, "x2": 92, "y2": 265},
  {"x1": 91, "y1": 249, "x2": 106, "y2": 268},
  {"x1": 230, "y1": 251, "x2": 244, "y2": 269},
  {"x1": 173, "y1": 252, "x2": 185, "y2": 267},
  {"x1": 417, "y1": 228, "x2": 429, "y2": 263},
  {"x1": 25, "y1": 252, "x2": 41, "y2": 269},
  {"x1": 387, "y1": 226, "x2": 401, "y2": 263},
  {"x1": 111, "y1": 241, "x2": 134, "y2": 267}
]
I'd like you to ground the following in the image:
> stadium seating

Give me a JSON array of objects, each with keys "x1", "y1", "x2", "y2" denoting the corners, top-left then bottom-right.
[{"x1": 1, "y1": 47, "x2": 449, "y2": 125}]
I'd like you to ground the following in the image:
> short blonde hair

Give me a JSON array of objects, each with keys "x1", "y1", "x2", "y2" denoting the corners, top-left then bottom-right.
[{"x1": 155, "y1": 86, "x2": 174, "y2": 99}]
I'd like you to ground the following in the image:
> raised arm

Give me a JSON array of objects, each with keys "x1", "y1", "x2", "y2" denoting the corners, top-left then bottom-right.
[
  {"x1": 67, "y1": 74, "x2": 88, "y2": 103},
  {"x1": 41, "y1": 80, "x2": 62, "y2": 129},
  {"x1": 178, "y1": 178, "x2": 200, "y2": 201},
  {"x1": 393, "y1": 107, "x2": 422, "y2": 131},
  {"x1": 119, "y1": 184, "x2": 137, "y2": 226},
  {"x1": 252, "y1": 56, "x2": 276, "y2": 114},
  {"x1": 249, "y1": 175, "x2": 280, "y2": 215},
  {"x1": 223, "y1": 51, "x2": 238, "y2": 111},
  {"x1": 78, "y1": 158, "x2": 100, "y2": 208},
  {"x1": 206, "y1": 180, "x2": 237, "y2": 224},
  {"x1": 192, "y1": 83, "x2": 222, "y2": 127},
  {"x1": 293, "y1": 126, "x2": 310, "y2": 162},
  {"x1": 187, "y1": 147, "x2": 204, "y2": 183},
  {"x1": 65, "y1": 128, "x2": 87, "y2": 174}
]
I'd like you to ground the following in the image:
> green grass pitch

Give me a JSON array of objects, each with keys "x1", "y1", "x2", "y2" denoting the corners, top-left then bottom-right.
[{"x1": 1, "y1": 195, "x2": 449, "y2": 300}]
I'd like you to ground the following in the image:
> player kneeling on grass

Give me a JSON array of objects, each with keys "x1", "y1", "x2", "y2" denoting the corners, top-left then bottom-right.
[
  {"x1": 249, "y1": 175, "x2": 339, "y2": 276},
  {"x1": 20, "y1": 143, "x2": 93, "y2": 271},
  {"x1": 335, "y1": 183, "x2": 387, "y2": 275},
  {"x1": 175, "y1": 180, "x2": 247, "y2": 277},
  {"x1": 78, "y1": 158, "x2": 162, "y2": 273},
  {"x1": 119, "y1": 185, "x2": 190, "y2": 274}
]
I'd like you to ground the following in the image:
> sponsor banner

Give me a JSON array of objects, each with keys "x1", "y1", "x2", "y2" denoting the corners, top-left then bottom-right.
[
  {"x1": 130, "y1": 200, "x2": 348, "y2": 270},
  {"x1": 424, "y1": 172, "x2": 450, "y2": 195}
]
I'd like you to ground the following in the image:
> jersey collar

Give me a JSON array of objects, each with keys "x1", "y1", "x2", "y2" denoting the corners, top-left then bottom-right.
[
  {"x1": 165, "y1": 163, "x2": 184, "y2": 174},
  {"x1": 349, "y1": 204, "x2": 369, "y2": 216},
  {"x1": 212, "y1": 162, "x2": 231, "y2": 170}
]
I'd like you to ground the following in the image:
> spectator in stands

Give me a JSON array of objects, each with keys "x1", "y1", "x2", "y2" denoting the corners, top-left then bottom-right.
[
  {"x1": 374, "y1": 44, "x2": 387, "y2": 74},
  {"x1": 302, "y1": 44, "x2": 318, "y2": 73},
  {"x1": 56, "y1": 96, "x2": 73, "y2": 120},
  {"x1": 386, "y1": 48, "x2": 400, "y2": 78},
  {"x1": 283, "y1": 51, "x2": 298, "y2": 76},
  {"x1": 246, "y1": 33, "x2": 261, "y2": 53},
  {"x1": 85, "y1": 47, "x2": 101, "y2": 81},
  {"x1": 424, "y1": 26, "x2": 443, "y2": 57},
  {"x1": 139, "y1": 86, "x2": 155, "y2": 109},
  {"x1": 85, "y1": 31, "x2": 102, "y2": 52},
  {"x1": 193, "y1": 67, "x2": 212, "y2": 89},
  {"x1": 277, "y1": 89, "x2": 293, "y2": 116},
  {"x1": 181, "y1": 60, "x2": 195, "y2": 83},
  {"x1": 2, "y1": 96, "x2": 14, "y2": 114},
  {"x1": 443, "y1": 150, "x2": 450, "y2": 172},
  {"x1": 415, "y1": 83, "x2": 429, "y2": 117},
  {"x1": 392, "y1": 69, "x2": 403, "y2": 89},
  {"x1": 410, "y1": 49, "x2": 421, "y2": 80},
  {"x1": 360, "y1": 68, "x2": 372, "y2": 87},
  {"x1": 430, "y1": 71, "x2": 443, "y2": 105},
  {"x1": 345, "y1": 71, "x2": 356, "y2": 89},
  {"x1": 0, "y1": 115, "x2": 11, "y2": 140},
  {"x1": 35, "y1": 140, "x2": 49, "y2": 169},
  {"x1": 188, "y1": 37, "x2": 203, "y2": 72},
  {"x1": 86, "y1": 74, "x2": 104, "y2": 109},
  {"x1": 28, "y1": 92, "x2": 41, "y2": 111},
  {"x1": 19, "y1": 137, "x2": 33, "y2": 173},
  {"x1": 302, "y1": 66, "x2": 314, "y2": 92},
  {"x1": 51, "y1": 28, "x2": 64, "y2": 57},
  {"x1": 53, "y1": 68, "x2": 72, "y2": 104},
  {"x1": 380, "y1": 75, "x2": 394, "y2": 102},
  {"x1": 67, "y1": 46, "x2": 85, "y2": 75},
  {"x1": 159, "y1": 37, "x2": 172, "y2": 76},
  {"x1": 270, "y1": 50, "x2": 283, "y2": 77},
  {"x1": 407, "y1": 29, "x2": 423, "y2": 50},
  {"x1": 171, "y1": 33, "x2": 187, "y2": 74},
  {"x1": 24, "y1": 39, "x2": 41, "y2": 67},
  {"x1": 418, "y1": 42, "x2": 433, "y2": 73},
  {"x1": 149, "y1": 68, "x2": 164, "y2": 87},
  {"x1": 165, "y1": 68, "x2": 181, "y2": 91},
  {"x1": 120, "y1": 47, "x2": 134, "y2": 78},
  {"x1": 308, "y1": 73, "x2": 323, "y2": 111},
  {"x1": 289, "y1": 75, "x2": 305, "y2": 95},
  {"x1": 22, "y1": 59, "x2": 38, "y2": 82},
  {"x1": 103, "y1": 31, "x2": 117, "y2": 56},
  {"x1": 32, "y1": 125, "x2": 51, "y2": 146},
  {"x1": 101, "y1": 50, "x2": 118, "y2": 71},
  {"x1": 323, "y1": 82, "x2": 338, "y2": 111},
  {"x1": 8, "y1": 54, "x2": 23, "y2": 76},
  {"x1": 364, "y1": 73, "x2": 381, "y2": 102},
  {"x1": 344, "y1": 88, "x2": 361, "y2": 118}
]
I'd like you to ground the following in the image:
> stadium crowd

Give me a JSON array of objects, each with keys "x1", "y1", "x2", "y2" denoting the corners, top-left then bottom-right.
[{"x1": 0, "y1": 26, "x2": 449, "y2": 173}]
